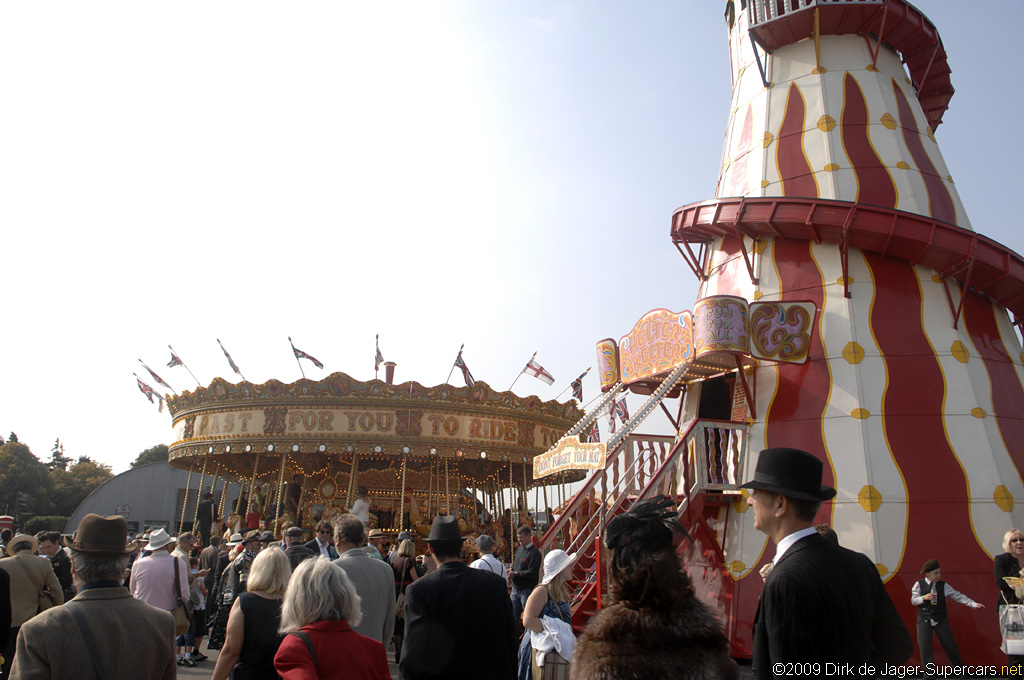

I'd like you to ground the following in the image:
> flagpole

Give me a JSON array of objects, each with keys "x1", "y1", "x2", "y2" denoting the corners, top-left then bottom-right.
[
  {"x1": 140, "y1": 359, "x2": 176, "y2": 395},
  {"x1": 445, "y1": 344, "x2": 464, "y2": 385},
  {"x1": 288, "y1": 337, "x2": 306, "y2": 379},
  {"x1": 169, "y1": 345, "x2": 202, "y2": 386},
  {"x1": 375, "y1": 334, "x2": 380, "y2": 379},
  {"x1": 554, "y1": 366, "x2": 591, "y2": 401},
  {"x1": 508, "y1": 351, "x2": 536, "y2": 392}
]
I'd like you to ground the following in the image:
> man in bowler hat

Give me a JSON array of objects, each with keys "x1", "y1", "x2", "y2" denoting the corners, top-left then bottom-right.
[
  {"x1": 400, "y1": 515, "x2": 517, "y2": 680},
  {"x1": 742, "y1": 448, "x2": 911, "y2": 678}
]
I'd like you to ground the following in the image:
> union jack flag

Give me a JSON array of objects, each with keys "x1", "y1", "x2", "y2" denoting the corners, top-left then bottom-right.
[
  {"x1": 217, "y1": 338, "x2": 242, "y2": 376},
  {"x1": 290, "y1": 338, "x2": 324, "y2": 369},
  {"x1": 136, "y1": 376, "x2": 165, "y2": 413},
  {"x1": 167, "y1": 348, "x2": 184, "y2": 368},
  {"x1": 570, "y1": 368, "x2": 589, "y2": 402},
  {"x1": 587, "y1": 421, "x2": 601, "y2": 443},
  {"x1": 614, "y1": 398, "x2": 630, "y2": 426},
  {"x1": 607, "y1": 402, "x2": 617, "y2": 435},
  {"x1": 522, "y1": 357, "x2": 555, "y2": 386},
  {"x1": 454, "y1": 350, "x2": 475, "y2": 387},
  {"x1": 375, "y1": 335, "x2": 384, "y2": 372}
]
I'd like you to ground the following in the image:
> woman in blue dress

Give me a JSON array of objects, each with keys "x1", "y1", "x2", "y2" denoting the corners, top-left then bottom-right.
[{"x1": 517, "y1": 549, "x2": 575, "y2": 680}]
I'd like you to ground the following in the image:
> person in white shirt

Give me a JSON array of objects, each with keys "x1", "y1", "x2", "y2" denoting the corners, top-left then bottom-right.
[
  {"x1": 470, "y1": 535, "x2": 505, "y2": 577},
  {"x1": 349, "y1": 486, "x2": 371, "y2": 527},
  {"x1": 911, "y1": 558, "x2": 983, "y2": 670}
]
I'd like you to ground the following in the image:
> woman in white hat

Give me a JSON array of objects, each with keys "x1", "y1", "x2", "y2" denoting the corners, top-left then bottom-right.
[{"x1": 517, "y1": 548, "x2": 576, "y2": 680}]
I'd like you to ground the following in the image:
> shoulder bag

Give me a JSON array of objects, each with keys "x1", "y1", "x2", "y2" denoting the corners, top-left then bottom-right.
[
  {"x1": 13, "y1": 555, "x2": 56, "y2": 614},
  {"x1": 395, "y1": 559, "x2": 410, "y2": 620},
  {"x1": 172, "y1": 556, "x2": 193, "y2": 637}
]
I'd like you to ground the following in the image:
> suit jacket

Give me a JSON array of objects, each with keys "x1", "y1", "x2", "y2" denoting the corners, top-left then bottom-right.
[
  {"x1": 752, "y1": 533, "x2": 912, "y2": 679},
  {"x1": 335, "y1": 548, "x2": 396, "y2": 644},
  {"x1": 400, "y1": 560, "x2": 517, "y2": 680},
  {"x1": 9, "y1": 586, "x2": 176, "y2": 680},
  {"x1": 995, "y1": 552, "x2": 1022, "y2": 607},
  {"x1": 304, "y1": 538, "x2": 338, "y2": 560},
  {"x1": 0, "y1": 568, "x2": 10, "y2": 650},
  {"x1": 274, "y1": 620, "x2": 389, "y2": 680},
  {"x1": 0, "y1": 553, "x2": 64, "y2": 627}
]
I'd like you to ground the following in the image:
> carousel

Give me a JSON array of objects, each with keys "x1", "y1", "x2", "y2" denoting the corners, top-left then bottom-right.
[{"x1": 165, "y1": 369, "x2": 585, "y2": 556}]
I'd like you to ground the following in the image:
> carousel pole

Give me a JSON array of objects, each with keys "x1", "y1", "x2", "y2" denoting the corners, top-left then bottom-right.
[
  {"x1": 444, "y1": 458, "x2": 451, "y2": 515},
  {"x1": 180, "y1": 464, "x2": 194, "y2": 536},
  {"x1": 347, "y1": 453, "x2": 361, "y2": 509},
  {"x1": 275, "y1": 452, "x2": 288, "y2": 536},
  {"x1": 191, "y1": 454, "x2": 210, "y2": 533},
  {"x1": 247, "y1": 450, "x2": 263, "y2": 520},
  {"x1": 399, "y1": 453, "x2": 408, "y2": 531},
  {"x1": 508, "y1": 462, "x2": 514, "y2": 526}
]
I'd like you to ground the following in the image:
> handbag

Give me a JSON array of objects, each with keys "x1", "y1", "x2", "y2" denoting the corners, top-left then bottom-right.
[
  {"x1": 12, "y1": 555, "x2": 57, "y2": 613},
  {"x1": 1001, "y1": 595, "x2": 1024, "y2": 655},
  {"x1": 395, "y1": 560, "x2": 410, "y2": 620},
  {"x1": 172, "y1": 557, "x2": 194, "y2": 637}
]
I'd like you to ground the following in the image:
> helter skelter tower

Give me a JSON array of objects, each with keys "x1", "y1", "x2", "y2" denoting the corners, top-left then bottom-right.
[{"x1": 670, "y1": 0, "x2": 1024, "y2": 661}]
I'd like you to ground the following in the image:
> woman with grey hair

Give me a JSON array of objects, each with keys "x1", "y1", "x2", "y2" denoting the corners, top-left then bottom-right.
[
  {"x1": 274, "y1": 557, "x2": 390, "y2": 679},
  {"x1": 995, "y1": 528, "x2": 1024, "y2": 666}
]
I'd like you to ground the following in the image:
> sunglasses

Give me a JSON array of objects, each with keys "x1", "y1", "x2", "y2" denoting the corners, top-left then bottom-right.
[
  {"x1": 317, "y1": 530, "x2": 332, "y2": 535},
  {"x1": 1012, "y1": 538, "x2": 1024, "y2": 543}
]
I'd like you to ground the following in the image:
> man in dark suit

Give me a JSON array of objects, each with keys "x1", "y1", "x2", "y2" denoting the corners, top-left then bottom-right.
[
  {"x1": 742, "y1": 448, "x2": 912, "y2": 678},
  {"x1": 304, "y1": 519, "x2": 338, "y2": 560},
  {"x1": 401, "y1": 515, "x2": 517, "y2": 680}
]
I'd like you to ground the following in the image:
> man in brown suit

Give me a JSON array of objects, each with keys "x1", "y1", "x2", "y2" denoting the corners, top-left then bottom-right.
[
  {"x1": 0, "y1": 533, "x2": 63, "y2": 676},
  {"x1": 10, "y1": 515, "x2": 176, "y2": 679}
]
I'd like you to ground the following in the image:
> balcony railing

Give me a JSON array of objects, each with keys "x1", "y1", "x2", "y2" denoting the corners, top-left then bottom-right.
[{"x1": 747, "y1": 0, "x2": 882, "y2": 26}]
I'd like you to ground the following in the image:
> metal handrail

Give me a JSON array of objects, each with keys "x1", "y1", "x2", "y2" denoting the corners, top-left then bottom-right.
[{"x1": 747, "y1": 0, "x2": 883, "y2": 26}]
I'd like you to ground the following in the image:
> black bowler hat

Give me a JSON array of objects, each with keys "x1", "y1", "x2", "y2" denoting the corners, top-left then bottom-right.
[
  {"x1": 740, "y1": 448, "x2": 836, "y2": 501},
  {"x1": 426, "y1": 515, "x2": 463, "y2": 542}
]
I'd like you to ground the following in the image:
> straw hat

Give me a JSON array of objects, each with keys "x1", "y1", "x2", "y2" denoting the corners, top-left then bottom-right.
[{"x1": 6, "y1": 534, "x2": 38, "y2": 557}]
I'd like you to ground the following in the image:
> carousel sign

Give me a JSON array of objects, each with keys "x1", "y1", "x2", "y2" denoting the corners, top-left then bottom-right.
[{"x1": 533, "y1": 436, "x2": 607, "y2": 479}]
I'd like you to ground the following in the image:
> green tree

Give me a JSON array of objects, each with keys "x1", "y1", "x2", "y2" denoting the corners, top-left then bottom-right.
[
  {"x1": 50, "y1": 456, "x2": 114, "y2": 517},
  {"x1": 8, "y1": 432, "x2": 19, "y2": 443},
  {"x1": 48, "y1": 438, "x2": 71, "y2": 471},
  {"x1": 0, "y1": 441, "x2": 53, "y2": 522},
  {"x1": 131, "y1": 443, "x2": 169, "y2": 468}
]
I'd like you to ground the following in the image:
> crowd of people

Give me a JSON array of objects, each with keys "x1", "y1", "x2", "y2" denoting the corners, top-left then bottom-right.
[{"x1": 0, "y1": 447, "x2": 1019, "y2": 679}]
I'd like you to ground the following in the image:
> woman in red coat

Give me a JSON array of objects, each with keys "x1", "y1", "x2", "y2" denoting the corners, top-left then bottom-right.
[{"x1": 274, "y1": 557, "x2": 390, "y2": 680}]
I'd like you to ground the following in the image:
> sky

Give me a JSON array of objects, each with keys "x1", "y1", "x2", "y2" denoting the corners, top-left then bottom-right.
[{"x1": 2, "y1": 1, "x2": 1022, "y2": 477}]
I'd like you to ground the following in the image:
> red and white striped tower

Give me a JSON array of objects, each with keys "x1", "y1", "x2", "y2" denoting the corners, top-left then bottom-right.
[{"x1": 672, "y1": 0, "x2": 1024, "y2": 662}]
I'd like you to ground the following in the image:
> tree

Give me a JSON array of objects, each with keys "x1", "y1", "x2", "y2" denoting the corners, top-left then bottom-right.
[
  {"x1": 131, "y1": 443, "x2": 169, "y2": 468},
  {"x1": 8, "y1": 432, "x2": 18, "y2": 443},
  {"x1": 50, "y1": 456, "x2": 114, "y2": 517},
  {"x1": 48, "y1": 438, "x2": 71, "y2": 471},
  {"x1": 0, "y1": 441, "x2": 53, "y2": 522}
]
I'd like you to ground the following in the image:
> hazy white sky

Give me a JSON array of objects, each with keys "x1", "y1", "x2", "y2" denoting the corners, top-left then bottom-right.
[{"x1": 2, "y1": 1, "x2": 1021, "y2": 476}]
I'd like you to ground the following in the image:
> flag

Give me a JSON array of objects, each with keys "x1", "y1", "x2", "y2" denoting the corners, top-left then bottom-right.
[
  {"x1": 217, "y1": 338, "x2": 242, "y2": 376},
  {"x1": 570, "y1": 368, "x2": 589, "y2": 402},
  {"x1": 167, "y1": 349, "x2": 184, "y2": 368},
  {"x1": 375, "y1": 335, "x2": 384, "y2": 371},
  {"x1": 454, "y1": 350, "x2": 475, "y2": 387},
  {"x1": 137, "y1": 377, "x2": 155, "y2": 403},
  {"x1": 136, "y1": 376, "x2": 165, "y2": 413},
  {"x1": 522, "y1": 357, "x2": 555, "y2": 385},
  {"x1": 614, "y1": 398, "x2": 630, "y2": 425},
  {"x1": 607, "y1": 401, "x2": 617, "y2": 435},
  {"x1": 140, "y1": 360, "x2": 174, "y2": 393},
  {"x1": 290, "y1": 339, "x2": 324, "y2": 369},
  {"x1": 587, "y1": 421, "x2": 601, "y2": 443}
]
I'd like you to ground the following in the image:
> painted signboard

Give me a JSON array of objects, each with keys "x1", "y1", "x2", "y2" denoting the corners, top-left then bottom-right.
[
  {"x1": 617, "y1": 309, "x2": 694, "y2": 385},
  {"x1": 596, "y1": 338, "x2": 620, "y2": 392},
  {"x1": 533, "y1": 435, "x2": 607, "y2": 479}
]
